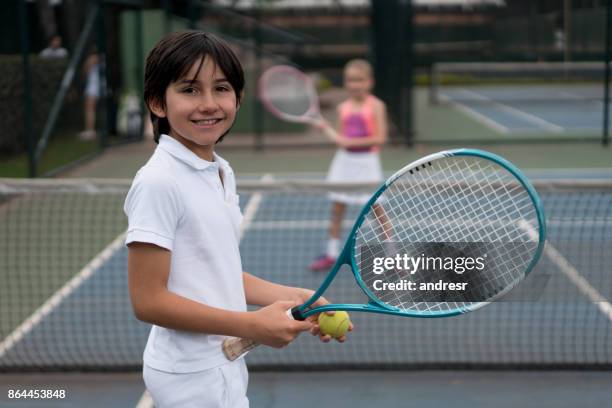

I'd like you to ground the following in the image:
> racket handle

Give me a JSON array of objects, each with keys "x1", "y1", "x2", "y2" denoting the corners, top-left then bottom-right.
[
  {"x1": 222, "y1": 337, "x2": 259, "y2": 361},
  {"x1": 222, "y1": 307, "x2": 303, "y2": 361},
  {"x1": 319, "y1": 121, "x2": 339, "y2": 143}
]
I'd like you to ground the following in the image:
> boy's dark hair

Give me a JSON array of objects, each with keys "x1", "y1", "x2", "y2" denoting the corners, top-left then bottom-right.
[{"x1": 144, "y1": 31, "x2": 245, "y2": 143}]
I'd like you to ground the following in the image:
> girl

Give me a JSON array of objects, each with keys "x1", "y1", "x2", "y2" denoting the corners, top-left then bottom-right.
[
  {"x1": 78, "y1": 49, "x2": 100, "y2": 141},
  {"x1": 125, "y1": 31, "x2": 348, "y2": 408},
  {"x1": 310, "y1": 59, "x2": 388, "y2": 271}
]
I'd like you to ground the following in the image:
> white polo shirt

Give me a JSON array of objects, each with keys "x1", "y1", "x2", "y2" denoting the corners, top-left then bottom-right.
[{"x1": 124, "y1": 134, "x2": 246, "y2": 373}]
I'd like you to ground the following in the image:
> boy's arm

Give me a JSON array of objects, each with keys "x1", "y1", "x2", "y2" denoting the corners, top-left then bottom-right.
[
  {"x1": 243, "y1": 271, "x2": 312, "y2": 306},
  {"x1": 127, "y1": 242, "x2": 312, "y2": 348}
]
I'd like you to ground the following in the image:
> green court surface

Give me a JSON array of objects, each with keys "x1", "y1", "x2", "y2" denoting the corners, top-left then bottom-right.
[
  {"x1": 52, "y1": 85, "x2": 611, "y2": 179},
  {"x1": 0, "y1": 192, "x2": 126, "y2": 343},
  {"x1": 59, "y1": 138, "x2": 612, "y2": 180},
  {"x1": 0, "y1": 131, "x2": 99, "y2": 178},
  {"x1": 7, "y1": 81, "x2": 612, "y2": 180}
]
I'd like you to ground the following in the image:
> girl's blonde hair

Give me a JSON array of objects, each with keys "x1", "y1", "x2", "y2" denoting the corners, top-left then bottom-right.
[{"x1": 344, "y1": 59, "x2": 373, "y2": 78}]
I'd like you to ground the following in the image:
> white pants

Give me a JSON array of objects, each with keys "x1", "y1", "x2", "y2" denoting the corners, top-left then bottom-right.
[{"x1": 143, "y1": 359, "x2": 249, "y2": 408}]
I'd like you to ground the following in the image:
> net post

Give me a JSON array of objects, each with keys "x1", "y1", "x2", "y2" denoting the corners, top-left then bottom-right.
[
  {"x1": 19, "y1": 0, "x2": 35, "y2": 177},
  {"x1": 398, "y1": 0, "x2": 415, "y2": 147},
  {"x1": 187, "y1": 0, "x2": 199, "y2": 29},
  {"x1": 603, "y1": 0, "x2": 611, "y2": 147},
  {"x1": 429, "y1": 63, "x2": 439, "y2": 105},
  {"x1": 135, "y1": 5, "x2": 145, "y2": 141},
  {"x1": 371, "y1": 0, "x2": 399, "y2": 143},
  {"x1": 161, "y1": 0, "x2": 172, "y2": 34},
  {"x1": 563, "y1": 0, "x2": 572, "y2": 64},
  {"x1": 96, "y1": 0, "x2": 110, "y2": 149},
  {"x1": 253, "y1": 5, "x2": 264, "y2": 152}
]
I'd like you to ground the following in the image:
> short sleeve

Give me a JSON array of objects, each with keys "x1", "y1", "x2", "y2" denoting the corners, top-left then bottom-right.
[{"x1": 123, "y1": 168, "x2": 183, "y2": 251}]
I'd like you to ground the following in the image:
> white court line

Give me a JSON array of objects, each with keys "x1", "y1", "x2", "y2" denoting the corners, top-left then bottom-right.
[
  {"x1": 240, "y1": 174, "x2": 273, "y2": 239},
  {"x1": 440, "y1": 93, "x2": 510, "y2": 134},
  {"x1": 0, "y1": 233, "x2": 127, "y2": 358},
  {"x1": 547, "y1": 219, "x2": 612, "y2": 227},
  {"x1": 134, "y1": 174, "x2": 273, "y2": 408},
  {"x1": 519, "y1": 220, "x2": 612, "y2": 321},
  {"x1": 557, "y1": 91, "x2": 603, "y2": 105},
  {"x1": 557, "y1": 91, "x2": 588, "y2": 101},
  {"x1": 452, "y1": 88, "x2": 565, "y2": 133}
]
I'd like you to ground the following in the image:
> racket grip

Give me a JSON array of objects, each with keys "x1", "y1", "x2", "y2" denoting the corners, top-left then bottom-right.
[
  {"x1": 222, "y1": 307, "x2": 302, "y2": 361},
  {"x1": 222, "y1": 337, "x2": 259, "y2": 361}
]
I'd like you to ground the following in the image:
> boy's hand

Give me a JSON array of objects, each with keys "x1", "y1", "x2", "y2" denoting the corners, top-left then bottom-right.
[
  {"x1": 250, "y1": 300, "x2": 313, "y2": 348},
  {"x1": 294, "y1": 289, "x2": 354, "y2": 343}
]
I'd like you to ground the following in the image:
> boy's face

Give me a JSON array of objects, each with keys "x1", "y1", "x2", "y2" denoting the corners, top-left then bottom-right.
[
  {"x1": 152, "y1": 56, "x2": 238, "y2": 160},
  {"x1": 344, "y1": 66, "x2": 372, "y2": 99}
]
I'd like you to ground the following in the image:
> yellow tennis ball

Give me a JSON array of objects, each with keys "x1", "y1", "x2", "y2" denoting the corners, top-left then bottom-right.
[{"x1": 318, "y1": 311, "x2": 351, "y2": 338}]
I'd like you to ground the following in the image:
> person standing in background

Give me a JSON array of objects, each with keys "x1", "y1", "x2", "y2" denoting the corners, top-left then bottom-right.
[
  {"x1": 39, "y1": 35, "x2": 68, "y2": 59},
  {"x1": 79, "y1": 50, "x2": 100, "y2": 141}
]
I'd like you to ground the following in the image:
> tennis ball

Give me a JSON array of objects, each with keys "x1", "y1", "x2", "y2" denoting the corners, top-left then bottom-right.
[{"x1": 318, "y1": 311, "x2": 351, "y2": 338}]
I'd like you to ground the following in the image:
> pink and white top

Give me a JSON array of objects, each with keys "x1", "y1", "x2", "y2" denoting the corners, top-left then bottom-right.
[{"x1": 338, "y1": 95, "x2": 379, "y2": 153}]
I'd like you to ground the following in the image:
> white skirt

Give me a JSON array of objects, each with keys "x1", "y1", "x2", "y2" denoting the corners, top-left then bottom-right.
[
  {"x1": 85, "y1": 69, "x2": 100, "y2": 98},
  {"x1": 143, "y1": 358, "x2": 249, "y2": 408},
  {"x1": 326, "y1": 149, "x2": 383, "y2": 205}
]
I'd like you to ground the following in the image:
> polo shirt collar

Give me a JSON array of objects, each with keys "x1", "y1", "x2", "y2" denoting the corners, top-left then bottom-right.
[{"x1": 158, "y1": 134, "x2": 228, "y2": 171}]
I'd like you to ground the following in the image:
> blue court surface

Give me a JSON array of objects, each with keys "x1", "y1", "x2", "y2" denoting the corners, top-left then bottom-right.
[
  {"x1": 1, "y1": 370, "x2": 612, "y2": 407},
  {"x1": 439, "y1": 84, "x2": 610, "y2": 135}
]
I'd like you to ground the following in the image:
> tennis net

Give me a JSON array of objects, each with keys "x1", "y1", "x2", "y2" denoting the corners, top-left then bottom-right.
[
  {"x1": 0, "y1": 177, "x2": 611, "y2": 371},
  {"x1": 429, "y1": 61, "x2": 609, "y2": 105}
]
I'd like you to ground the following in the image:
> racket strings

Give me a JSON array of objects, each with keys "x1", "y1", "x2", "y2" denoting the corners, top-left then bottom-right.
[
  {"x1": 261, "y1": 69, "x2": 317, "y2": 118},
  {"x1": 418, "y1": 159, "x2": 536, "y2": 288},
  {"x1": 355, "y1": 156, "x2": 540, "y2": 313},
  {"x1": 411, "y1": 160, "x2": 534, "y2": 299}
]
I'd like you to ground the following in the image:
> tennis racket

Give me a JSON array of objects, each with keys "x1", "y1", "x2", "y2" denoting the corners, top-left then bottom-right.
[
  {"x1": 223, "y1": 148, "x2": 546, "y2": 361},
  {"x1": 258, "y1": 65, "x2": 332, "y2": 133}
]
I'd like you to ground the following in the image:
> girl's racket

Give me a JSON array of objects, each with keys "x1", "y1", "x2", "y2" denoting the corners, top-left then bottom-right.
[
  {"x1": 223, "y1": 149, "x2": 546, "y2": 361},
  {"x1": 259, "y1": 65, "x2": 325, "y2": 126}
]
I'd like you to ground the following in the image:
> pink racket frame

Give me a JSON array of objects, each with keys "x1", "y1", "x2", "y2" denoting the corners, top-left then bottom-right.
[{"x1": 258, "y1": 65, "x2": 321, "y2": 124}]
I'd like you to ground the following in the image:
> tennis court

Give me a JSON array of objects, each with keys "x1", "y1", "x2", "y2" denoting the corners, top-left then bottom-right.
[
  {"x1": 3, "y1": 0, "x2": 612, "y2": 407},
  {"x1": 422, "y1": 62, "x2": 612, "y2": 142},
  {"x1": 437, "y1": 84, "x2": 607, "y2": 134}
]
